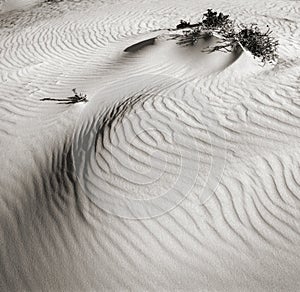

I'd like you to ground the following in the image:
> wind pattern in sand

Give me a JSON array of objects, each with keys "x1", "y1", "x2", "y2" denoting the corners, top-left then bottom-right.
[{"x1": 0, "y1": 0, "x2": 300, "y2": 290}]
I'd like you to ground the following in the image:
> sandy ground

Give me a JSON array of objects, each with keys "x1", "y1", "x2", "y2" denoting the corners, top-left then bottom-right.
[{"x1": 0, "y1": 0, "x2": 300, "y2": 291}]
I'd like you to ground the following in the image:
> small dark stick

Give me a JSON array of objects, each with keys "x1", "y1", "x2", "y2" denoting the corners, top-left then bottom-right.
[{"x1": 40, "y1": 88, "x2": 88, "y2": 104}]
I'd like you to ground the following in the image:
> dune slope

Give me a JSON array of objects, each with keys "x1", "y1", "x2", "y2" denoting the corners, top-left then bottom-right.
[{"x1": 0, "y1": 0, "x2": 300, "y2": 291}]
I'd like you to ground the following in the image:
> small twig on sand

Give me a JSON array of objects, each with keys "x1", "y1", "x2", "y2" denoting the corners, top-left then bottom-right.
[{"x1": 40, "y1": 88, "x2": 88, "y2": 104}]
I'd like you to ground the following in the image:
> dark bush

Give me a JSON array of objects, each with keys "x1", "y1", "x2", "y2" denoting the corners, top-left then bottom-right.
[
  {"x1": 236, "y1": 25, "x2": 279, "y2": 64},
  {"x1": 174, "y1": 9, "x2": 278, "y2": 64}
]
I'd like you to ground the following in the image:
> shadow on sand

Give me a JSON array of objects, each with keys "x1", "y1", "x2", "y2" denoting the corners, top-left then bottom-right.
[{"x1": 124, "y1": 37, "x2": 156, "y2": 52}]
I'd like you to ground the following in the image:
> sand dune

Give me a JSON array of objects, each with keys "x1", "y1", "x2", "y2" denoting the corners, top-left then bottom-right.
[
  {"x1": 0, "y1": 0, "x2": 42, "y2": 14},
  {"x1": 0, "y1": 0, "x2": 300, "y2": 291}
]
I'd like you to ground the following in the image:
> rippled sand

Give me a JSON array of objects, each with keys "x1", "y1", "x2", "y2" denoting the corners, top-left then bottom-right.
[{"x1": 1, "y1": 0, "x2": 300, "y2": 290}]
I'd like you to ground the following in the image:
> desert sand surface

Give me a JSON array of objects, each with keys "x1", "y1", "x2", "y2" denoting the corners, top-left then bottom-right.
[{"x1": 0, "y1": 0, "x2": 300, "y2": 291}]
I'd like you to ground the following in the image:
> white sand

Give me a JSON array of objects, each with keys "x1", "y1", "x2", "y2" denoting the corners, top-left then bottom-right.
[{"x1": 0, "y1": 0, "x2": 300, "y2": 290}]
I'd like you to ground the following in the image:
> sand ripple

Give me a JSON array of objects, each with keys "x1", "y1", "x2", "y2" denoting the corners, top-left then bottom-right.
[{"x1": 1, "y1": 0, "x2": 300, "y2": 290}]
